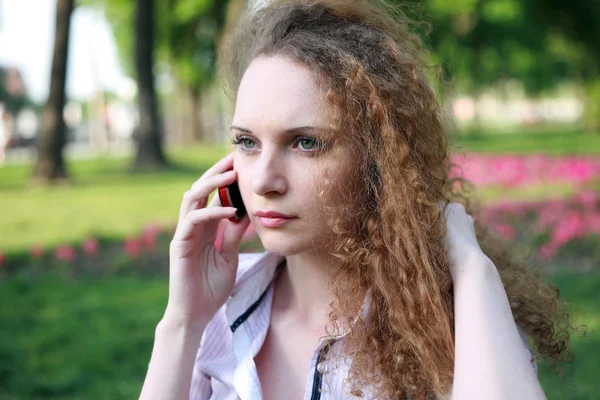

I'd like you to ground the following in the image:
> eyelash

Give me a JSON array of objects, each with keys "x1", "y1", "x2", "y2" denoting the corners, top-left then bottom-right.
[{"x1": 230, "y1": 135, "x2": 325, "y2": 152}]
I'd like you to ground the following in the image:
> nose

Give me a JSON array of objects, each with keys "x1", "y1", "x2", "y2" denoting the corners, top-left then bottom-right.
[{"x1": 251, "y1": 149, "x2": 288, "y2": 197}]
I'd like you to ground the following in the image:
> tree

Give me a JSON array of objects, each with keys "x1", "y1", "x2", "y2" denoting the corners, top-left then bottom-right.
[
  {"x1": 393, "y1": 0, "x2": 599, "y2": 131},
  {"x1": 163, "y1": 0, "x2": 231, "y2": 141},
  {"x1": 132, "y1": 0, "x2": 168, "y2": 169},
  {"x1": 523, "y1": 0, "x2": 600, "y2": 131},
  {"x1": 99, "y1": 0, "x2": 233, "y2": 143},
  {"x1": 33, "y1": 0, "x2": 75, "y2": 183}
]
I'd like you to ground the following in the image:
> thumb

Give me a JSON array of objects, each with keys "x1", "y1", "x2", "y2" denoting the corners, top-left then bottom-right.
[{"x1": 221, "y1": 216, "x2": 252, "y2": 256}]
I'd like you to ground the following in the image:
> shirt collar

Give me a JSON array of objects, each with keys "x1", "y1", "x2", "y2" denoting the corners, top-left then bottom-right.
[{"x1": 226, "y1": 251, "x2": 285, "y2": 332}]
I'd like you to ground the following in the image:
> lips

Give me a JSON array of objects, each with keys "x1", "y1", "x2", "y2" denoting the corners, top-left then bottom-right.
[
  {"x1": 254, "y1": 210, "x2": 297, "y2": 228},
  {"x1": 255, "y1": 210, "x2": 295, "y2": 218}
]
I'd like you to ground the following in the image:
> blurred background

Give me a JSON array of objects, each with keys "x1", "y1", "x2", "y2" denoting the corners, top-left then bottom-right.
[{"x1": 0, "y1": 0, "x2": 598, "y2": 398}]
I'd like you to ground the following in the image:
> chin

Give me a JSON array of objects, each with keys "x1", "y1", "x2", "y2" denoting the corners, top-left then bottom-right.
[{"x1": 258, "y1": 232, "x2": 326, "y2": 256}]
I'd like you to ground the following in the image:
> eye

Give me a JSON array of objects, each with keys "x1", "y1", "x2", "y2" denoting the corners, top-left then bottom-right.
[
  {"x1": 241, "y1": 138, "x2": 256, "y2": 149},
  {"x1": 298, "y1": 137, "x2": 317, "y2": 150},
  {"x1": 231, "y1": 136, "x2": 257, "y2": 149}
]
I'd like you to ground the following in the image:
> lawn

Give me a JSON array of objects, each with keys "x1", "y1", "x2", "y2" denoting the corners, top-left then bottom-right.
[
  {"x1": 1, "y1": 131, "x2": 598, "y2": 255},
  {"x1": 0, "y1": 145, "x2": 230, "y2": 254},
  {"x1": 0, "y1": 132, "x2": 598, "y2": 399},
  {"x1": 0, "y1": 268, "x2": 595, "y2": 399},
  {"x1": 536, "y1": 270, "x2": 600, "y2": 400},
  {"x1": 454, "y1": 129, "x2": 600, "y2": 155}
]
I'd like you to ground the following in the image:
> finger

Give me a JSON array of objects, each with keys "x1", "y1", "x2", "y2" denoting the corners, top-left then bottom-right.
[
  {"x1": 445, "y1": 202, "x2": 467, "y2": 221},
  {"x1": 220, "y1": 215, "x2": 252, "y2": 256},
  {"x1": 174, "y1": 207, "x2": 237, "y2": 242},
  {"x1": 190, "y1": 152, "x2": 235, "y2": 190},
  {"x1": 208, "y1": 192, "x2": 222, "y2": 207},
  {"x1": 178, "y1": 170, "x2": 237, "y2": 223},
  {"x1": 203, "y1": 194, "x2": 226, "y2": 239}
]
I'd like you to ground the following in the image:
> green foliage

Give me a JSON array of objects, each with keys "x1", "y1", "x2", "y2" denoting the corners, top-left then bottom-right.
[
  {"x1": 82, "y1": 1, "x2": 136, "y2": 76},
  {"x1": 404, "y1": 0, "x2": 575, "y2": 94},
  {"x1": 537, "y1": 271, "x2": 600, "y2": 400},
  {"x1": 1, "y1": 131, "x2": 598, "y2": 254},
  {"x1": 454, "y1": 129, "x2": 600, "y2": 155},
  {"x1": 0, "y1": 268, "x2": 596, "y2": 399},
  {"x1": 163, "y1": 0, "x2": 227, "y2": 91},
  {"x1": 0, "y1": 271, "x2": 168, "y2": 399},
  {"x1": 85, "y1": 0, "x2": 229, "y2": 93},
  {"x1": 0, "y1": 145, "x2": 230, "y2": 254}
]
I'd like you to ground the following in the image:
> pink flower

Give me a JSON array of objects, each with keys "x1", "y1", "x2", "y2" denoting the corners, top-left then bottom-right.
[
  {"x1": 0, "y1": 251, "x2": 5, "y2": 267},
  {"x1": 449, "y1": 154, "x2": 600, "y2": 188},
  {"x1": 82, "y1": 238, "x2": 99, "y2": 256},
  {"x1": 491, "y1": 223, "x2": 516, "y2": 240},
  {"x1": 550, "y1": 211, "x2": 585, "y2": 246},
  {"x1": 124, "y1": 237, "x2": 142, "y2": 259},
  {"x1": 55, "y1": 245, "x2": 77, "y2": 262},
  {"x1": 141, "y1": 233, "x2": 157, "y2": 251},
  {"x1": 30, "y1": 244, "x2": 45, "y2": 259},
  {"x1": 539, "y1": 243, "x2": 556, "y2": 260},
  {"x1": 142, "y1": 223, "x2": 162, "y2": 237},
  {"x1": 585, "y1": 212, "x2": 600, "y2": 235},
  {"x1": 141, "y1": 224, "x2": 161, "y2": 251},
  {"x1": 574, "y1": 191, "x2": 598, "y2": 211}
]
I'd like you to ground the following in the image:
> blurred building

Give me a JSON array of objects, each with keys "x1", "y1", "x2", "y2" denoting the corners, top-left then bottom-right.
[{"x1": 0, "y1": 65, "x2": 37, "y2": 161}]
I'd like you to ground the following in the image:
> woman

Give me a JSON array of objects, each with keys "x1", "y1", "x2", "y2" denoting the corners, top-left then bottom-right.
[{"x1": 140, "y1": 0, "x2": 573, "y2": 399}]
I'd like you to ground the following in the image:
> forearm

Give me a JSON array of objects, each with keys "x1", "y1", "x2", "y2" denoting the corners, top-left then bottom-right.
[
  {"x1": 452, "y1": 254, "x2": 546, "y2": 400},
  {"x1": 139, "y1": 316, "x2": 206, "y2": 400}
]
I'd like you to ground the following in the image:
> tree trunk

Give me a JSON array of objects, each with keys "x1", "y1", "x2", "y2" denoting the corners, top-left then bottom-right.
[
  {"x1": 583, "y1": 78, "x2": 600, "y2": 133},
  {"x1": 189, "y1": 87, "x2": 203, "y2": 141},
  {"x1": 33, "y1": 0, "x2": 74, "y2": 183},
  {"x1": 132, "y1": 0, "x2": 168, "y2": 169}
]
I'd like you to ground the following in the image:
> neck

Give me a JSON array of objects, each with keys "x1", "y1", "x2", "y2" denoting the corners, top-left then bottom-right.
[{"x1": 272, "y1": 248, "x2": 337, "y2": 333}]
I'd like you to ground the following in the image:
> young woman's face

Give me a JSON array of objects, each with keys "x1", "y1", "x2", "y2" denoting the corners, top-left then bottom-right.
[{"x1": 231, "y1": 55, "x2": 356, "y2": 256}]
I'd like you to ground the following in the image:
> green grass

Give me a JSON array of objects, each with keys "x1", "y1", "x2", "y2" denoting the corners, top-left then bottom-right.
[
  {"x1": 0, "y1": 133, "x2": 598, "y2": 399},
  {"x1": 1, "y1": 131, "x2": 599, "y2": 255},
  {"x1": 0, "y1": 271, "x2": 168, "y2": 399},
  {"x1": 0, "y1": 268, "x2": 596, "y2": 399},
  {"x1": 453, "y1": 130, "x2": 600, "y2": 155},
  {"x1": 538, "y1": 270, "x2": 600, "y2": 400},
  {"x1": 0, "y1": 145, "x2": 229, "y2": 254}
]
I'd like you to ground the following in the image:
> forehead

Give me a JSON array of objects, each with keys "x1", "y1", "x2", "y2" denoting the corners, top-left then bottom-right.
[{"x1": 233, "y1": 56, "x2": 329, "y2": 130}]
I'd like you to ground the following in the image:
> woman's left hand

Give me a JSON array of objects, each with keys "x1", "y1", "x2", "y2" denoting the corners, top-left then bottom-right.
[{"x1": 443, "y1": 202, "x2": 489, "y2": 283}]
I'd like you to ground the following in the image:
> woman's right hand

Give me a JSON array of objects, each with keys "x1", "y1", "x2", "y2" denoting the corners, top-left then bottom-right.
[{"x1": 164, "y1": 152, "x2": 251, "y2": 329}]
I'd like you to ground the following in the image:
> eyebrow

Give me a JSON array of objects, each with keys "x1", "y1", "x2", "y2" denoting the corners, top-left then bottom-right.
[{"x1": 230, "y1": 125, "x2": 321, "y2": 135}]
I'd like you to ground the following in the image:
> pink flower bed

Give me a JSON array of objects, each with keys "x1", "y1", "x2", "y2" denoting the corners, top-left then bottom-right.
[
  {"x1": 0, "y1": 222, "x2": 260, "y2": 275},
  {"x1": 451, "y1": 154, "x2": 600, "y2": 187},
  {"x1": 480, "y1": 190, "x2": 600, "y2": 260}
]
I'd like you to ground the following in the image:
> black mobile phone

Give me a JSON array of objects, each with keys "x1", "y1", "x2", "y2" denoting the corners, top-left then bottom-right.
[{"x1": 218, "y1": 180, "x2": 247, "y2": 222}]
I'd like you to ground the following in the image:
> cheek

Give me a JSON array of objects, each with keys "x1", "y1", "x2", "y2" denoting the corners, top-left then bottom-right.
[
  {"x1": 295, "y1": 164, "x2": 326, "y2": 195},
  {"x1": 233, "y1": 157, "x2": 253, "y2": 202}
]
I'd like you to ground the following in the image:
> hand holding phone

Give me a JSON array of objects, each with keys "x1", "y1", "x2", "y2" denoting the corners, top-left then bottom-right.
[
  {"x1": 218, "y1": 180, "x2": 247, "y2": 222},
  {"x1": 166, "y1": 153, "x2": 249, "y2": 330}
]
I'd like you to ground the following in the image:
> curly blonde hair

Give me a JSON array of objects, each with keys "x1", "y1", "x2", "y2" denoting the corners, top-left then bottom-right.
[{"x1": 219, "y1": 0, "x2": 575, "y2": 398}]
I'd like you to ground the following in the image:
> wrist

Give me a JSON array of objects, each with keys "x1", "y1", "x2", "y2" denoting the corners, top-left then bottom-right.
[
  {"x1": 452, "y1": 251, "x2": 499, "y2": 286},
  {"x1": 159, "y1": 308, "x2": 209, "y2": 339}
]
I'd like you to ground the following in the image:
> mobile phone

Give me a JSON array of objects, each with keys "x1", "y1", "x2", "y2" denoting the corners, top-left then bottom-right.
[{"x1": 218, "y1": 180, "x2": 247, "y2": 222}]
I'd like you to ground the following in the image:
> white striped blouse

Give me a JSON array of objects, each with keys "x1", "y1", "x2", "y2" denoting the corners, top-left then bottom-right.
[{"x1": 189, "y1": 251, "x2": 536, "y2": 400}]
